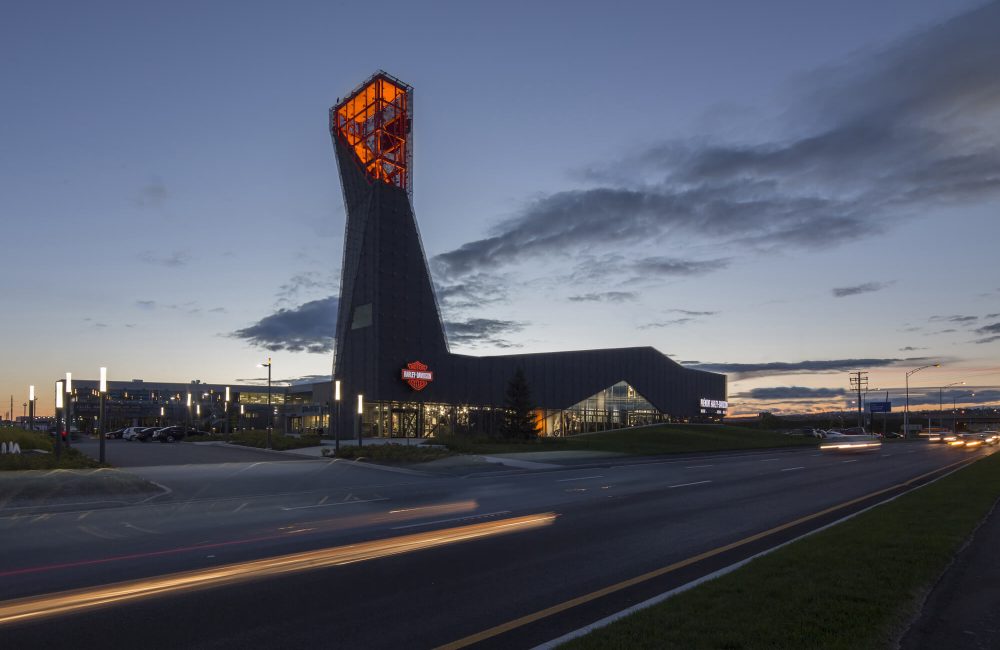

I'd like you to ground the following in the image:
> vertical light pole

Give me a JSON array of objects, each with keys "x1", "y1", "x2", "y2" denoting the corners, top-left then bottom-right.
[
  {"x1": 905, "y1": 363, "x2": 939, "y2": 438},
  {"x1": 28, "y1": 385, "x2": 35, "y2": 433},
  {"x1": 356, "y1": 394, "x2": 363, "y2": 448},
  {"x1": 334, "y1": 380, "x2": 341, "y2": 454},
  {"x1": 258, "y1": 357, "x2": 273, "y2": 449},
  {"x1": 240, "y1": 403, "x2": 245, "y2": 431},
  {"x1": 98, "y1": 367, "x2": 107, "y2": 463},
  {"x1": 186, "y1": 392, "x2": 192, "y2": 428},
  {"x1": 54, "y1": 381, "x2": 64, "y2": 459},
  {"x1": 224, "y1": 386, "x2": 231, "y2": 435},
  {"x1": 65, "y1": 373, "x2": 73, "y2": 446},
  {"x1": 938, "y1": 381, "x2": 964, "y2": 427},
  {"x1": 160, "y1": 405, "x2": 165, "y2": 426}
]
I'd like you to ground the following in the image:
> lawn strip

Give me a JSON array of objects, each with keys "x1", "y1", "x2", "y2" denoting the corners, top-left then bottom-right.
[{"x1": 563, "y1": 452, "x2": 1000, "y2": 650}]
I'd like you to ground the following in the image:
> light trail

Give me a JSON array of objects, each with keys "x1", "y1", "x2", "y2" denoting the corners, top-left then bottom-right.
[{"x1": 0, "y1": 512, "x2": 556, "y2": 627}]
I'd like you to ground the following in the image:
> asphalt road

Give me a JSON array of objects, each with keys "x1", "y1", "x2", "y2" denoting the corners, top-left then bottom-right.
[{"x1": 1, "y1": 441, "x2": 991, "y2": 649}]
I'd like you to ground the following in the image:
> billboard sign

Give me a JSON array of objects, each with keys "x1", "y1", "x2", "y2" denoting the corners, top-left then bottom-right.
[
  {"x1": 869, "y1": 401, "x2": 892, "y2": 413},
  {"x1": 401, "y1": 361, "x2": 433, "y2": 391}
]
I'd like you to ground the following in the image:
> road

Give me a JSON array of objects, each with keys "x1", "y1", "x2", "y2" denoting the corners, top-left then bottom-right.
[{"x1": 0, "y1": 440, "x2": 990, "y2": 649}]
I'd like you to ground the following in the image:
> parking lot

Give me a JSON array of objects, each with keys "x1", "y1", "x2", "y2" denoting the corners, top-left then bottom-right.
[{"x1": 72, "y1": 438, "x2": 312, "y2": 467}]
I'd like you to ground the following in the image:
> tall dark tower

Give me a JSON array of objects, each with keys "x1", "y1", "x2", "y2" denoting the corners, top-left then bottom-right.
[{"x1": 330, "y1": 72, "x2": 449, "y2": 423}]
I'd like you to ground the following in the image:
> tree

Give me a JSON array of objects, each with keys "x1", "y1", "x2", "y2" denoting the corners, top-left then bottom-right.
[{"x1": 500, "y1": 368, "x2": 539, "y2": 440}]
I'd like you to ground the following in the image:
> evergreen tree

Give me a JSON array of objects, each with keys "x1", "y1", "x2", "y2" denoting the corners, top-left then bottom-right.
[{"x1": 500, "y1": 368, "x2": 539, "y2": 440}]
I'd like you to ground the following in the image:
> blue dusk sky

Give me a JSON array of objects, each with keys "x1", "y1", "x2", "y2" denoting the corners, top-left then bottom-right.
[{"x1": 2, "y1": 0, "x2": 999, "y2": 417}]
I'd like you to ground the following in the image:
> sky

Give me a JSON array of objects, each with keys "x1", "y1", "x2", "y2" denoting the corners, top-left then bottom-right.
[{"x1": 2, "y1": 0, "x2": 999, "y2": 418}]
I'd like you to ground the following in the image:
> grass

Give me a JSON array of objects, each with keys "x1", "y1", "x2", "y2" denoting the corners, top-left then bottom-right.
[
  {"x1": 323, "y1": 443, "x2": 454, "y2": 464},
  {"x1": 434, "y1": 424, "x2": 817, "y2": 456},
  {"x1": 0, "y1": 427, "x2": 104, "y2": 470},
  {"x1": 225, "y1": 430, "x2": 322, "y2": 451},
  {"x1": 563, "y1": 452, "x2": 1000, "y2": 650}
]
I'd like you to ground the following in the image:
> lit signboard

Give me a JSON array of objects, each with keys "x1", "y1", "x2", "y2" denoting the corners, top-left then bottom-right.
[
  {"x1": 700, "y1": 399, "x2": 729, "y2": 409},
  {"x1": 401, "y1": 361, "x2": 433, "y2": 391}
]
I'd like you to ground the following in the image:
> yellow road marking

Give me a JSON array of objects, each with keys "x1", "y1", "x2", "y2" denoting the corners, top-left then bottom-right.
[{"x1": 435, "y1": 455, "x2": 978, "y2": 649}]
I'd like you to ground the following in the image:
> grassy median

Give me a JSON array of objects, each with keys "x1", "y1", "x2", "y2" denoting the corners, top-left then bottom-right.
[
  {"x1": 436, "y1": 424, "x2": 816, "y2": 456},
  {"x1": 0, "y1": 427, "x2": 103, "y2": 470},
  {"x1": 563, "y1": 452, "x2": 1000, "y2": 650}
]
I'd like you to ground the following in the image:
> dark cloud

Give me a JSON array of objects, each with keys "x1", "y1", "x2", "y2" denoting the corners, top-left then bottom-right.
[
  {"x1": 931, "y1": 314, "x2": 980, "y2": 323},
  {"x1": 135, "y1": 180, "x2": 167, "y2": 207},
  {"x1": 975, "y1": 321, "x2": 1000, "y2": 343},
  {"x1": 444, "y1": 318, "x2": 524, "y2": 349},
  {"x1": 634, "y1": 256, "x2": 729, "y2": 277},
  {"x1": 898, "y1": 346, "x2": 926, "y2": 351},
  {"x1": 231, "y1": 296, "x2": 338, "y2": 353},
  {"x1": 208, "y1": 307, "x2": 227, "y2": 314},
  {"x1": 735, "y1": 386, "x2": 848, "y2": 400},
  {"x1": 638, "y1": 318, "x2": 693, "y2": 329},
  {"x1": 691, "y1": 356, "x2": 941, "y2": 380},
  {"x1": 276, "y1": 272, "x2": 338, "y2": 305},
  {"x1": 434, "y1": 3, "x2": 1000, "y2": 280},
  {"x1": 568, "y1": 291, "x2": 637, "y2": 303},
  {"x1": 135, "y1": 300, "x2": 156, "y2": 310},
  {"x1": 435, "y1": 273, "x2": 509, "y2": 311},
  {"x1": 139, "y1": 250, "x2": 191, "y2": 268},
  {"x1": 832, "y1": 282, "x2": 889, "y2": 298},
  {"x1": 669, "y1": 309, "x2": 718, "y2": 316},
  {"x1": 287, "y1": 374, "x2": 333, "y2": 385},
  {"x1": 986, "y1": 313, "x2": 1000, "y2": 319}
]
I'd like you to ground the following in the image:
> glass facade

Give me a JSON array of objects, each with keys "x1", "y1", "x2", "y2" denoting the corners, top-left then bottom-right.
[{"x1": 350, "y1": 381, "x2": 670, "y2": 439}]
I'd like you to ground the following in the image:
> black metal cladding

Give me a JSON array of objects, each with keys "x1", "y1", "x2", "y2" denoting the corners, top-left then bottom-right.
[{"x1": 329, "y1": 76, "x2": 726, "y2": 431}]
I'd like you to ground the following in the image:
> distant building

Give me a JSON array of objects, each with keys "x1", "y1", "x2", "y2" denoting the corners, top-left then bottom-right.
[{"x1": 328, "y1": 72, "x2": 727, "y2": 439}]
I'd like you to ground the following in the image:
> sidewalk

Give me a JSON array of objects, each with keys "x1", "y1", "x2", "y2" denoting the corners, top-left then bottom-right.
[{"x1": 900, "y1": 497, "x2": 1000, "y2": 649}]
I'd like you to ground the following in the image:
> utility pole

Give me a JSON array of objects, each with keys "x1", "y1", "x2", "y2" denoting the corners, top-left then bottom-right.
[{"x1": 849, "y1": 370, "x2": 868, "y2": 429}]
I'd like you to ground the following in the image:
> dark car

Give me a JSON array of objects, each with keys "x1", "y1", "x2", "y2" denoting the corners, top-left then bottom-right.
[
  {"x1": 151, "y1": 426, "x2": 200, "y2": 443},
  {"x1": 132, "y1": 427, "x2": 159, "y2": 442},
  {"x1": 104, "y1": 427, "x2": 127, "y2": 439}
]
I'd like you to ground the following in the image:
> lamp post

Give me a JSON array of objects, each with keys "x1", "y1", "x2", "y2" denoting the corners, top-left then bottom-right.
[
  {"x1": 904, "y1": 363, "x2": 939, "y2": 438},
  {"x1": 28, "y1": 385, "x2": 35, "y2": 433},
  {"x1": 334, "y1": 380, "x2": 341, "y2": 454},
  {"x1": 224, "y1": 386, "x2": 230, "y2": 435},
  {"x1": 186, "y1": 392, "x2": 192, "y2": 428},
  {"x1": 54, "y1": 381, "x2": 64, "y2": 459},
  {"x1": 952, "y1": 391, "x2": 975, "y2": 431},
  {"x1": 98, "y1": 367, "x2": 107, "y2": 464},
  {"x1": 65, "y1": 373, "x2": 73, "y2": 447},
  {"x1": 356, "y1": 394, "x2": 363, "y2": 448},
  {"x1": 939, "y1": 381, "x2": 964, "y2": 427},
  {"x1": 258, "y1": 357, "x2": 273, "y2": 449},
  {"x1": 240, "y1": 403, "x2": 245, "y2": 431}
]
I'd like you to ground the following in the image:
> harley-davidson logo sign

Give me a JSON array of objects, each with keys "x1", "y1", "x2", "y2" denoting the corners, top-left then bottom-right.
[{"x1": 401, "y1": 361, "x2": 433, "y2": 391}]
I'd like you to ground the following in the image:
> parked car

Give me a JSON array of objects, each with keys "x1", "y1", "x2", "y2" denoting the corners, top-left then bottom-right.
[
  {"x1": 122, "y1": 426, "x2": 145, "y2": 441},
  {"x1": 151, "y1": 426, "x2": 199, "y2": 443},
  {"x1": 132, "y1": 427, "x2": 159, "y2": 442},
  {"x1": 104, "y1": 427, "x2": 127, "y2": 439}
]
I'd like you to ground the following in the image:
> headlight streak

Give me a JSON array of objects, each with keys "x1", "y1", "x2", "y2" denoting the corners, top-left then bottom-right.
[
  {"x1": 819, "y1": 442, "x2": 882, "y2": 451},
  {"x1": 0, "y1": 512, "x2": 556, "y2": 626}
]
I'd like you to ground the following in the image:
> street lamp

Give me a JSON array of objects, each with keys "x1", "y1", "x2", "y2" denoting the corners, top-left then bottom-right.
[
  {"x1": 939, "y1": 381, "x2": 964, "y2": 426},
  {"x1": 952, "y1": 391, "x2": 975, "y2": 430},
  {"x1": 356, "y1": 393, "x2": 363, "y2": 448},
  {"x1": 98, "y1": 367, "x2": 107, "y2": 463},
  {"x1": 64, "y1": 373, "x2": 73, "y2": 447},
  {"x1": 258, "y1": 357, "x2": 273, "y2": 449},
  {"x1": 28, "y1": 385, "x2": 34, "y2": 433},
  {"x1": 224, "y1": 386, "x2": 230, "y2": 435},
  {"x1": 334, "y1": 380, "x2": 341, "y2": 454},
  {"x1": 186, "y1": 392, "x2": 192, "y2": 428},
  {"x1": 905, "y1": 363, "x2": 940, "y2": 438},
  {"x1": 54, "y1": 381, "x2": 64, "y2": 459}
]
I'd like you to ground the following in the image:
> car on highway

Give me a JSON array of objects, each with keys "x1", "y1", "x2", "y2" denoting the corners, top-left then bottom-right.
[
  {"x1": 951, "y1": 431, "x2": 1000, "y2": 448},
  {"x1": 920, "y1": 428, "x2": 957, "y2": 443}
]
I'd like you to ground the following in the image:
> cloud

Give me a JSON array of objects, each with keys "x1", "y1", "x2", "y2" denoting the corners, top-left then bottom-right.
[
  {"x1": 568, "y1": 291, "x2": 637, "y2": 303},
  {"x1": 898, "y1": 346, "x2": 926, "y2": 351},
  {"x1": 433, "y1": 3, "x2": 1000, "y2": 281},
  {"x1": 832, "y1": 282, "x2": 889, "y2": 298},
  {"x1": 931, "y1": 314, "x2": 979, "y2": 323},
  {"x1": 135, "y1": 300, "x2": 156, "y2": 310},
  {"x1": 135, "y1": 180, "x2": 167, "y2": 207},
  {"x1": 669, "y1": 309, "x2": 718, "y2": 316},
  {"x1": 633, "y1": 256, "x2": 729, "y2": 277},
  {"x1": 435, "y1": 273, "x2": 509, "y2": 311},
  {"x1": 139, "y1": 250, "x2": 191, "y2": 267},
  {"x1": 287, "y1": 374, "x2": 333, "y2": 385},
  {"x1": 638, "y1": 318, "x2": 693, "y2": 329},
  {"x1": 735, "y1": 386, "x2": 848, "y2": 400},
  {"x1": 276, "y1": 272, "x2": 338, "y2": 305},
  {"x1": 231, "y1": 296, "x2": 338, "y2": 353},
  {"x1": 691, "y1": 356, "x2": 942, "y2": 380},
  {"x1": 986, "y1": 313, "x2": 1000, "y2": 319},
  {"x1": 444, "y1": 318, "x2": 525, "y2": 348},
  {"x1": 975, "y1": 321, "x2": 1000, "y2": 343}
]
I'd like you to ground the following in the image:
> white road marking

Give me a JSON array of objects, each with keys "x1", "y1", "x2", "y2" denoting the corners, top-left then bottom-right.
[
  {"x1": 668, "y1": 480, "x2": 712, "y2": 489},
  {"x1": 781, "y1": 467, "x2": 805, "y2": 472},
  {"x1": 842, "y1": 459, "x2": 859, "y2": 464},
  {"x1": 391, "y1": 510, "x2": 511, "y2": 531},
  {"x1": 280, "y1": 497, "x2": 387, "y2": 511},
  {"x1": 685, "y1": 465, "x2": 714, "y2": 469},
  {"x1": 556, "y1": 475, "x2": 604, "y2": 482},
  {"x1": 760, "y1": 458, "x2": 780, "y2": 462},
  {"x1": 77, "y1": 511, "x2": 91, "y2": 521},
  {"x1": 233, "y1": 502, "x2": 248, "y2": 513}
]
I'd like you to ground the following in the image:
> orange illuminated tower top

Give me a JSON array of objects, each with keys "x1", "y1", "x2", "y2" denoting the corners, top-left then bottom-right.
[{"x1": 330, "y1": 71, "x2": 412, "y2": 197}]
